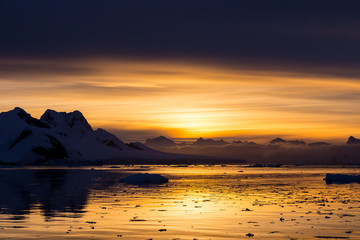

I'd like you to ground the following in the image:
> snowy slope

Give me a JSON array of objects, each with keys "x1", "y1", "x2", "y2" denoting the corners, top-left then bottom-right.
[{"x1": 0, "y1": 108, "x2": 176, "y2": 164}]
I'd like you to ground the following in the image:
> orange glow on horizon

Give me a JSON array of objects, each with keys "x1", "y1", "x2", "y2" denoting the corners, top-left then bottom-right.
[{"x1": 1, "y1": 58, "x2": 360, "y2": 143}]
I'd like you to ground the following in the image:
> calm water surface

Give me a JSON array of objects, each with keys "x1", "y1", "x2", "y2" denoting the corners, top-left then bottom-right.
[{"x1": 0, "y1": 165, "x2": 360, "y2": 239}]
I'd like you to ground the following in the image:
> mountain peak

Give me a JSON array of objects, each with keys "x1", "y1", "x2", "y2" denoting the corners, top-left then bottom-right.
[
  {"x1": 193, "y1": 137, "x2": 229, "y2": 146},
  {"x1": 4, "y1": 107, "x2": 50, "y2": 129},
  {"x1": 145, "y1": 136, "x2": 176, "y2": 148},
  {"x1": 13, "y1": 107, "x2": 27, "y2": 113},
  {"x1": 270, "y1": 137, "x2": 287, "y2": 144},
  {"x1": 41, "y1": 109, "x2": 92, "y2": 131},
  {"x1": 270, "y1": 137, "x2": 306, "y2": 145},
  {"x1": 347, "y1": 136, "x2": 360, "y2": 144}
]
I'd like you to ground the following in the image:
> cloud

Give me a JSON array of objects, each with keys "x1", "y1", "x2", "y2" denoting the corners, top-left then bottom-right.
[
  {"x1": 0, "y1": 59, "x2": 97, "y2": 78},
  {"x1": 2, "y1": 1, "x2": 360, "y2": 143},
  {"x1": 1, "y1": 1, "x2": 360, "y2": 79},
  {"x1": 0, "y1": 58, "x2": 359, "y2": 142},
  {"x1": 101, "y1": 128, "x2": 172, "y2": 143}
]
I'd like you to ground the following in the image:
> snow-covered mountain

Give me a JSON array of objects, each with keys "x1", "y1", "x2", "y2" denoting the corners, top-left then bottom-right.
[{"x1": 0, "y1": 107, "x2": 186, "y2": 165}]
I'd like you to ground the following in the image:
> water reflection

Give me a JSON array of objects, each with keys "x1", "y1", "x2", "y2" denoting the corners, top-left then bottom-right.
[
  {"x1": 0, "y1": 166, "x2": 360, "y2": 239},
  {"x1": 0, "y1": 169, "x2": 126, "y2": 219}
]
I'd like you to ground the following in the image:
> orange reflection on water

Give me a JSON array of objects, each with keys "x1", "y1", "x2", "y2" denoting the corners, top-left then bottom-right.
[{"x1": 0, "y1": 166, "x2": 360, "y2": 239}]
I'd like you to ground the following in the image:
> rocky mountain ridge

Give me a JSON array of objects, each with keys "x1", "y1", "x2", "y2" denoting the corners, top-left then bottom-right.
[{"x1": 0, "y1": 108, "x2": 183, "y2": 165}]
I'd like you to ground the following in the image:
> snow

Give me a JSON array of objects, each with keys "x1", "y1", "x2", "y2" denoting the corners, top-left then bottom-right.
[
  {"x1": 41, "y1": 109, "x2": 93, "y2": 134},
  {"x1": 0, "y1": 107, "x2": 179, "y2": 164},
  {"x1": 120, "y1": 173, "x2": 169, "y2": 184}
]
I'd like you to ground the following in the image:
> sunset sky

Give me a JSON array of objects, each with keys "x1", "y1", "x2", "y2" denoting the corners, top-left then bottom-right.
[{"x1": 1, "y1": 1, "x2": 360, "y2": 143}]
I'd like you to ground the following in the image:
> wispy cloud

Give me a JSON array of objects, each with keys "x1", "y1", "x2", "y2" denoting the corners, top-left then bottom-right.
[{"x1": 0, "y1": 58, "x2": 360, "y2": 142}]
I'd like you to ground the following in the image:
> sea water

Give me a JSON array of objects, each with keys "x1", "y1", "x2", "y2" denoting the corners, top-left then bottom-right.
[{"x1": 0, "y1": 165, "x2": 359, "y2": 239}]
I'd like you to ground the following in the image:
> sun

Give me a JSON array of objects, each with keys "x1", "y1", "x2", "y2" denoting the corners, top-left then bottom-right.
[{"x1": 159, "y1": 111, "x2": 225, "y2": 137}]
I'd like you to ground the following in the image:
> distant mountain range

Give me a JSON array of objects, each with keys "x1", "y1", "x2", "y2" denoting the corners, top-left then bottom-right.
[
  {"x1": 144, "y1": 136, "x2": 230, "y2": 149},
  {"x1": 144, "y1": 136, "x2": 337, "y2": 149},
  {"x1": 144, "y1": 136, "x2": 360, "y2": 165},
  {"x1": 145, "y1": 135, "x2": 360, "y2": 149},
  {"x1": 0, "y1": 108, "x2": 226, "y2": 165}
]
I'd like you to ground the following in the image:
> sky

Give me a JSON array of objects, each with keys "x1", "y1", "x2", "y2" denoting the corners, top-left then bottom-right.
[{"x1": 1, "y1": 0, "x2": 360, "y2": 143}]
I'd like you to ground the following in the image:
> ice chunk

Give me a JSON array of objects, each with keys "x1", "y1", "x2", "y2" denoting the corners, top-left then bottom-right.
[
  {"x1": 120, "y1": 173, "x2": 169, "y2": 184},
  {"x1": 325, "y1": 173, "x2": 360, "y2": 183}
]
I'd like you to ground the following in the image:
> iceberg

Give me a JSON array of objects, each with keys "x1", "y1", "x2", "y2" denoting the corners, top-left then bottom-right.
[
  {"x1": 325, "y1": 173, "x2": 360, "y2": 183},
  {"x1": 120, "y1": 173, "x2": 169, "y2": 184}
]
